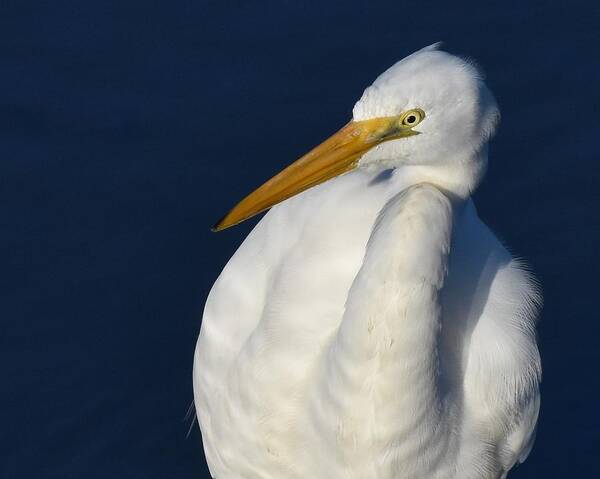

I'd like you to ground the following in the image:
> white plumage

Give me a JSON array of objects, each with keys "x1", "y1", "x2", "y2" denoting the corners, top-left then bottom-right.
[{"x1": 194, "y1": 44, "x2": 541, "y2": 478}]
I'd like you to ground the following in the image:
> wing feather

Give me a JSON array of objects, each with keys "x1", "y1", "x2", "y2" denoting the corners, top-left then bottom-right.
[{"x1": 449, "y1": 201, "x2": 542, "y2": 477}]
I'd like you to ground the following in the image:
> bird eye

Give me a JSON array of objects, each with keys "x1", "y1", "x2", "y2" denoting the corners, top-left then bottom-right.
[{"x1": 401, "y1": 109, "x2": 425, "y2": 127}]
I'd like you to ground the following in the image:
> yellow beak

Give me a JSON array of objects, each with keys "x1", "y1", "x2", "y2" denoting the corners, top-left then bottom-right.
[{"x1": 212, "y1": 114, "x2": 421, "y2": 231}]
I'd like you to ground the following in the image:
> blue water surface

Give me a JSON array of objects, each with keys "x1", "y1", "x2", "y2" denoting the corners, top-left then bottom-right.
[{"x1": 1, "y1": 1, "x2": 599, "y2": 477}]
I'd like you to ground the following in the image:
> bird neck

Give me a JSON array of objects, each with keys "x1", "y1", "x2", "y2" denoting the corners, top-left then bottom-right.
[
  {"x1": 389, "y1": 145, "x2": 488, "y2": 199},
  {"x1": 317, "y1": 183, "x2": 456, "y2": 476}
]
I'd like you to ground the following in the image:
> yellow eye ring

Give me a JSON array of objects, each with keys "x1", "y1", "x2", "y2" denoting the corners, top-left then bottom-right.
[{"x1": 400, "y1": 109, "x2": 425, "y2": 127}]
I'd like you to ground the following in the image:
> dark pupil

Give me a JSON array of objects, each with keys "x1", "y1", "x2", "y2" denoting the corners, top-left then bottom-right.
[{"x1": 406, "y1": 115, "x2": 416, "y2": 124}]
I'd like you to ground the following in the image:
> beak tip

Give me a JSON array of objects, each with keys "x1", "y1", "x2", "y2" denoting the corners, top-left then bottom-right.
[{"x1": 211, "y1": 217, "x2": 226, "y2": 232}]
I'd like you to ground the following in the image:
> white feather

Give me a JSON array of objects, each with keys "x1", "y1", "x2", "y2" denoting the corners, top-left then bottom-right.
[{"x1": 193, "y1": 46, "x2": 541, "y2": 478}]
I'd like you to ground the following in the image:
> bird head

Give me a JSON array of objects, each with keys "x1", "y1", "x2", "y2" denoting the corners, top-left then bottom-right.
[{"x1": 213, "y1": 44, "x2": 499, "y2": 231}]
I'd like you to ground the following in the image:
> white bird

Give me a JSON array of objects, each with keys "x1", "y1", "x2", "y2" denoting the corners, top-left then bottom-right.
[{"x1": 193, "y1": 44, "x2": 541, "y2": 479}]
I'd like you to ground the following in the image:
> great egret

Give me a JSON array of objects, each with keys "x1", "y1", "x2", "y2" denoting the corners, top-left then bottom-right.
[{"x1": 193, "y1": 44, "x2": 541, "y2": 478}]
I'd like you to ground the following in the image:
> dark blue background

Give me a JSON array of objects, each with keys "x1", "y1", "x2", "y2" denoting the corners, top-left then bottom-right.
[{"x1": 2, "y1": 1, "x2": 598, "y2": 477}]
